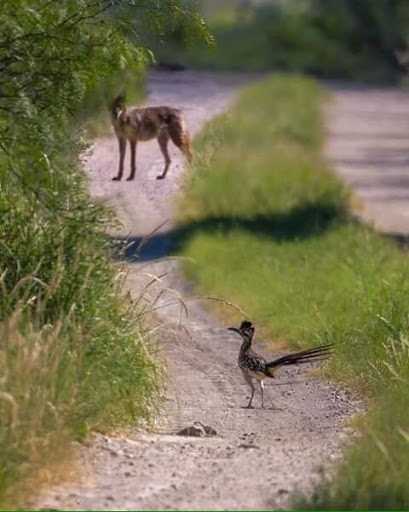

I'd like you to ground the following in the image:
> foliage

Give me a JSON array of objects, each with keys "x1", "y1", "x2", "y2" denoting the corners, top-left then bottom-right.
[
  {"x1": 0, "y1": 0, "x2": 208, "y2": 507},
  {"x1": 176, "y1": 74, "x2": 409, "y2": 508},
  {"x1": 166, "y1": 0, "x2": 409, "y2": 80},
  {"x1": 123, "y1": 0, "x2": 213, "y2": 67}
]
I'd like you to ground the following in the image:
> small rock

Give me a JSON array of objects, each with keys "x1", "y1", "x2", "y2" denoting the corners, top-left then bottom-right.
[
  {"x1": 238, "y1": 443, "x2": 260, "y2": 450},
  {"x1": 109, "y1": 448, "x2": 123, "y2": 457},
  {"x1": 176, "y1": 421, "x2": 217, "y2": 437},
  {"x1": 204, "y1": 424, "x2": 218, "y2": 436}
]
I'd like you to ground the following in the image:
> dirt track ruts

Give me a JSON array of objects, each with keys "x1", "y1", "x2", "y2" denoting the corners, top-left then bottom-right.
[{"x1": 38, "y1": 71, "x2": 360, "y2": 511}]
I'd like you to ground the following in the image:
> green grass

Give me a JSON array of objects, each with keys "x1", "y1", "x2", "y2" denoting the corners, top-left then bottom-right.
[
  {"x1": 0, "y1": 72, "x2": 157, "y2": 508},
  {"x1": 176, "y1": 74, "x2": 409, "y2": 509}
]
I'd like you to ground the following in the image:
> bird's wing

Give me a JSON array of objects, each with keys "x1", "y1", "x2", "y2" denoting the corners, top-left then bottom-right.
[{"x1": 240, "y1": 352, "x2": 268, "y2": 374}]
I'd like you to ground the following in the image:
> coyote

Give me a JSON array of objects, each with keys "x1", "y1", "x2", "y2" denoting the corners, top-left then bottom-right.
[{"x1": 110, "y1": 94, "x2": 193, "y2": 181}]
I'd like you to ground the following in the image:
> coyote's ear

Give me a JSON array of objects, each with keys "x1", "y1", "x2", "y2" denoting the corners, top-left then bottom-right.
[
  {"x1": 110, "y1": 92, "x2": 126, "y2": 112},
  {"x1": 117, "y1": 90, "x2": 126, "y2": 103}
]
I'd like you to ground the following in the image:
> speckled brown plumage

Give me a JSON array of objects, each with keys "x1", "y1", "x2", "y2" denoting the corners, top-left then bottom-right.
[{"x1": 229, "y1": 320, "x2": 333, "y2": 409}]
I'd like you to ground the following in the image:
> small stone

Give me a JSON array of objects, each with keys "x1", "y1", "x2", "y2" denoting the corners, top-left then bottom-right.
[
  {"x1": 238, "y1": 443, "x2": 260, "y2": 450},
  {"x1": 176, "y1": 422, "x2": 217, "y2": 437}
]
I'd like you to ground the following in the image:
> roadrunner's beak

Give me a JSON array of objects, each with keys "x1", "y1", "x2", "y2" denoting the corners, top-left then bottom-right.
[{"x1": 227, "y1": 327, "x2": 240, "y2": 334}]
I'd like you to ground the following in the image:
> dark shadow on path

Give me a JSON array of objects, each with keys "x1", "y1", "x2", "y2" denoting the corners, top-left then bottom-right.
[{"x1": 110, "y1": 201, "x2": 346, "y2": 262}]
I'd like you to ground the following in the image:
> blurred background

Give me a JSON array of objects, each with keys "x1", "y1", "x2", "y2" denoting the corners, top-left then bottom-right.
[{"x1": 145, "y1": 0, "x2": 409, "y2": 81}]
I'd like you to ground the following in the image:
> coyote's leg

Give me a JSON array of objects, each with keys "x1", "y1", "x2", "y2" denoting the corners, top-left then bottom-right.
[
  {"x1": 113, "y1": 137, "x2": 126, "y2": 181},
  {"x1": 127, "y1": 139, "x2": 137, "y2": 181},
  {"x1": 156, "y1": 131, "x2": 171, "y2": 180}
]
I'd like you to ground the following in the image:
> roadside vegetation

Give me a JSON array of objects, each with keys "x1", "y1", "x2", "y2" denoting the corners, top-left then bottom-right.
[
  {"x1": 156, "y1": 0, "x2": 409, "y2": 81},
  {"x1": 0, "y1": 0, "x2": 207, "y2": 508},
  {"x1": 176, "y1": 75, "x2": 409, "y2": 509}
]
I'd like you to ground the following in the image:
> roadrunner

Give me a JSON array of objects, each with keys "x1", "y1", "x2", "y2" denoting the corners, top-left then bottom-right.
[{"x1": 228, "y1": 320, "x2": 333, "y2": 409}]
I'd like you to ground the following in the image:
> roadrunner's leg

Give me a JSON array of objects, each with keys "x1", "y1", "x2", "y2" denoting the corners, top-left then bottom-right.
[
  {"x1": 247, "y1": 385, "x2": 255, "y2": 409},
  {"x1": 242, "y1": 370, "x2": 255, "y2": 408},
  {"x1": 259, "y1": 380, "x2": 265, "y2": 409}
]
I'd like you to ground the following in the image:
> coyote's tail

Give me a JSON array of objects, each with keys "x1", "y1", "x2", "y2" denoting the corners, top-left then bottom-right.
[{"x1": 167, "y1": 113, "x2": 193, "y2": 163}]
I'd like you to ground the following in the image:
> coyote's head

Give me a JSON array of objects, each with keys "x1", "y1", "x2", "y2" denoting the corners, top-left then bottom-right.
[{"x1": 110, "y1": 93, "x2": 126, "y2": 120}]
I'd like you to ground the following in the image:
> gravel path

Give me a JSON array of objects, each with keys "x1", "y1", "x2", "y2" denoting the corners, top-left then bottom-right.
[
  {"x1": 38, "y1": 71, "x2": 359, "y2": 511},
  {"x1": 325, "y1": 84, "x2": 409, "y2": 235}
]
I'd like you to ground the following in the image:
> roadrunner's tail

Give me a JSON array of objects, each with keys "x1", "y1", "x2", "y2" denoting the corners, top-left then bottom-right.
[{"x1": 265, "y1": 344, "x2": 333, "y2": 377}]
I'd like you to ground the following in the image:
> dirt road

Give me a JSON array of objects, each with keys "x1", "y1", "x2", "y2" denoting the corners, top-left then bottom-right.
[
  {"x1": 325, "y1": 84, "x2": 409, "y2": 235},
  {"x1": 39, "y1": 71, "x2": 358, "y2": 511}
]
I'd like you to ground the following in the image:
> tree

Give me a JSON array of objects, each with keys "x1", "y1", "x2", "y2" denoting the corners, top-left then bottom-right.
[{"x1": 0, "y1": 0, "x2": 209, "y2": 127}]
